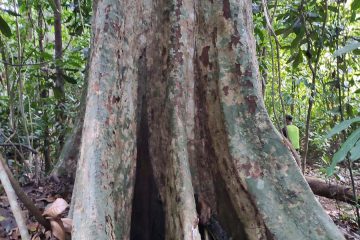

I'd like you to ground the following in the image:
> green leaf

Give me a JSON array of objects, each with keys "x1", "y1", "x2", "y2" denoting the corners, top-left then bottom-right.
[
  {"x1": 48, "y1": 0, "x2": 57, "y2": 12},
  {"x1": 292, "y1": 51, "x2": 303, "y2": 68},
  {"x1": 62, "y1": 73, "x2": 77, "y2": 84},
  {"x1": 333, "y1": 41, "x2": 360, "y2": 57},
  {"x1": 351, "y1": 10, "x2": 357, "y2": 22},
  {"x1": 293, "y1": 19, "x2": 302, "y2": 35},
  {"x1": 326, "y1": 117, "x2": 360, "y2": 138},
  {"x1": 328, "y1": 6, "x2": 337, "y2": 12},
  {"x1": 0, "y1": 15, "x2": 11, "y2": 37},
  {"x1": 350, "y1": 140, "x2": 360, "y2": 161},
  {"x1": 65, "y1": 59, "x2": 82, "y2": 68},
  {"x1": 327, "y1": 128, "x2": 360, "y2": 176},
  {"x1": 40, "y1": 51, "x2": 53, "y2": 60},
  {"x1": 346, "y1": 103, "x2": 354, "y2": 117},
  {"x1": 275, "y1": 27, "x2": 292, "y2": 37},
  {"x1": 53, "y1": 87, "x2": 64, "y2": 99},
  {"x1": 254, "y1": 27, "x2": 265, "y2": 42},
  {"x1": 291, "y1": 34, "x2": 303, "y2": 49},
  {"x1": 351, "y1": 0, "x2": 360, "y2": 11}
]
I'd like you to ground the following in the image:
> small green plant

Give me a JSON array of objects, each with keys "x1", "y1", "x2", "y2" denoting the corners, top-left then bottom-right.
[
  {"x1": 325, "y1": 117, "x2": 360, "y2": 176},
  {"x1": 325, "y1": 116, "x2": 360, "y2": 228}
]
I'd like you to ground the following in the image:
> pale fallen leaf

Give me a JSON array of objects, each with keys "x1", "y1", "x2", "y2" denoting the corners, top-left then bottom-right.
[
  {"x1": 45, "y1": 230, "x2": 52, "y2": 239},
  {"x1": 0, "y1": 196, "x2": 8, "y2": 201},
  {"x1": 50, "y1": 219, "x2": 65, "y2": 240},
  {"x1": 31, "y1": 233, "x2": 41, "y2": 240},
  {"x1": 43, "y1": 198, "x2": 69, "y2": 218},
  {"x1": 61, "y1": 218, "x2": 72, "y2": 233}
]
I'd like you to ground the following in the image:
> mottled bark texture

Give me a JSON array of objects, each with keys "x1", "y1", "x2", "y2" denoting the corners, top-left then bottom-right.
[{"x1": 72, "y1": 0, "x2": 345, "y2": 239}]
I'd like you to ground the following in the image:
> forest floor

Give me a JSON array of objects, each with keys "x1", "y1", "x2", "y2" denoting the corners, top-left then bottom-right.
[
  {"x1": 0, "y1": 165, "x2": 358, "y2": 239},
  {"x1": 0, "y1": 176, "x2": 73, "y2": 240},
  {"x1": 306, "y1": 163, "x2": 360, "y2": 240}
]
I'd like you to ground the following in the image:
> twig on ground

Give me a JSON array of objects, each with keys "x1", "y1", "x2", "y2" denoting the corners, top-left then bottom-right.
[
  {"x1": 0, "y1": 132, "x2": 26, "y2": 162},
  {"x1": 0, "y1": 155, "x2": 30, "y2": 240},
  {"x1": 0, "y1": 143, "x2": 38, "y2": 154},
  {"x1": 0, "y1": 155, "x2": 51, "y2": 229}
]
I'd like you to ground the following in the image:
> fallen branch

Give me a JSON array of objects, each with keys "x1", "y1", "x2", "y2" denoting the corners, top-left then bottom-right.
[
  {"x1": 0, "y1": 155, "x2": 51, "y2": 229},
  {"x1": 306, "y1": 176, "x2": 358, "y2": 205},
  {"x1": 0, "y1": 143, "x2": 38, "y2": 154},
  {"x1": 0, "y1": 132, "x2": 26, "y2": 162},
  {"x1": 283, "y1": 138, "x2": 357, "y2": 205},
  {"x1": 0, "y1": 155, "x2": 30, "y2": 240}
]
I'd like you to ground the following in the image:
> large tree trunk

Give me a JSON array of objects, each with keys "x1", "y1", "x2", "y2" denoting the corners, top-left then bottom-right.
[{"x1": 71, "y1": 0, "x2": 345, "y2": 239}]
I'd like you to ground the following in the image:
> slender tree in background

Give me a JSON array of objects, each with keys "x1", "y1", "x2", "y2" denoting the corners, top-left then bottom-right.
[
  {"x1": 68, "y1": 0, "x2": 344, "y2": 239},
  {"x1": 37, "y1": 5, "x2": 52, "y2": 172},
  {"x1": 13, "y1": 0, "x2": 31, "y2": 148},
  {"x1": 53, "y1": 0, "x2": 65, "y2": 152},
  {"x1": 301, "y1": 0, "x2": 328, "y2": 172}
]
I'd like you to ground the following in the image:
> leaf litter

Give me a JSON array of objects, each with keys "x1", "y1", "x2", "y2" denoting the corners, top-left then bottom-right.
[
  {"x1": 0, "y1": 166, "x2": 359, "y2": 239},
  {"x1": 307, "y1": 163, "x2": 360, "y2": 240},
  {"x1": 0, "y1": 176, "x2": 73, "y2": 239}
]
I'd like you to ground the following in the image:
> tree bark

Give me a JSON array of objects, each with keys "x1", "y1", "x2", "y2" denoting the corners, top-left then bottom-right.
[
  {"x1": 37, "y1": 5, "x2": 51, "y2": 173},
  {"x1": 71, "y1": 0, "x2": 345, "y2": 239},
  {"x1": 54, "y1": 0, "x2": 65, "y2": 152},
  {"x1": 0, "y1": 155, "x2": 51, "y2": 229},
  {"x1": 0, "y1": 155, "x2": 30, "y2": 240}
]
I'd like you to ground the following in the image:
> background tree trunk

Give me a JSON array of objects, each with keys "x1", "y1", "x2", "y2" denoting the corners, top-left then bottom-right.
[
  {"x1": 37, "y1": 6, "x2": 52, "y2": 173},
  {"x1": 54, "y1": 0, "x2": 65, "y2": 152},
  {"x1": 71, "y1": 0, "x2": 345, "y2": 239}
]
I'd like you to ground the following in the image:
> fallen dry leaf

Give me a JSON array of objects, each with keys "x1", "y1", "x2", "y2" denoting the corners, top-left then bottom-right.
[
  {"x1": 31, "y1": 234, "x2": 41, "y2": 240},
  {"x1": 45, "y1": 230, "x2": 52, "y2": 239},
  {"x1": 43, "y1": 198, "x2": 69, "y2": 218},
  {"x1": 61, "y1": 218, "x2": 72, "y2": 233},
  {"x1": 50, "y1": 219, "x2": 65, "y2": 240}
]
